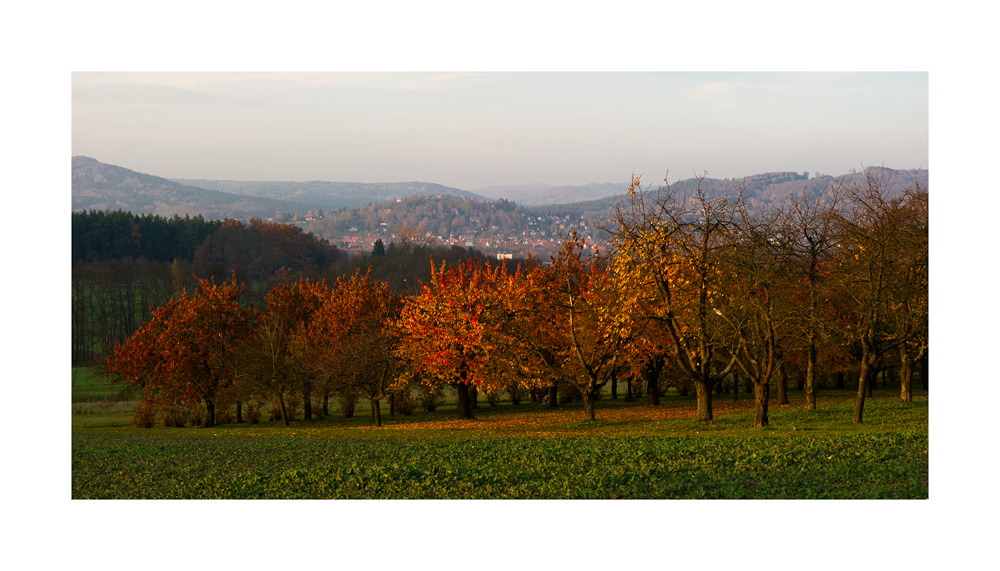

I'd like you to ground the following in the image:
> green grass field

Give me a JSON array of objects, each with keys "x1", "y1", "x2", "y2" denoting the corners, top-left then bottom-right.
[
  {"x1": 72, "y1": 366, "x2": 126, "y2": 402},
  {"x1": 71, "y1": 368, "x2": 928, "y2": 499},
  {"x1": 72, "y1": 431, "x2": 926, "y2": 499}
]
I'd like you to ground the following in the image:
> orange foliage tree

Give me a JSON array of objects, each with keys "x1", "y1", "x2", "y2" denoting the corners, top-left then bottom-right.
[
  {"x1": 107, "y1": 277, "x2": 252, "y2": 427},
  {"x1": 394, "y1": 258, "x2": 513, "y2": 420},
  {"x1": 241, "y1": 279, "x2": 331, "y2": 426},
  {"x1": 298, "y1": 269, "x2": 401, "y2": 426},
  {"x1": 504, "y1": 234, "x2": 637, "y2": 421},
  {"x1": 606, "y1": 175, "x2": 739, "y2": 422}
]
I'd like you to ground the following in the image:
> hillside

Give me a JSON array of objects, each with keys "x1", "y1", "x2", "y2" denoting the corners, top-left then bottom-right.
[
  {"x1": 72, "y1": 157, "x2": 320, "y2": 219},
  {"x1": 73, "y1": 157, "x2": 927, "y2": 261},
  {"x1": 307, "y1": 195, "x2": 597, "y2": 259},
  {"x1": 170, "y1": 178, "x2": 490, "y2": 209},
  {"x1": 474, "y1": 182, "x2": 629, "y2": 206},
  {"x1": 527, "y1": 167, "x2": 929, "y2": 220}
]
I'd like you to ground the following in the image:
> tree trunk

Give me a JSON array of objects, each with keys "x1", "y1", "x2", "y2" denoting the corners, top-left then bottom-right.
[
  {"x1": 805, "y1": 343, "x2": 817, "y2": 410},
  {"x1": 548, "y1": 382, "x2": 558, "y2": 408},
  {"x1": 732, "y1": 374, "x2": 738, "y2": 402},
  {"x1": 468, "y1": 384, "x2": 479, "y2": 408},
  {"x1": 583, "y1": 389, "x2": 596, "y2": 421},
  {"x1": 853, "y1": 359, "x2": 871, "y2": 425},
  {"x1": 205, "y1": 401, "x2": 215, "y2": 428},
  {"x1": 371, "y1": 398, "x2": 382, "y2": 427},
  {"x1": 236, "y1": 402, "x2": 243, "y2": 423},
  {"x1": 899, "y1": 344, "x2": 913, "y2": 403},
  {"x1": 611, "y1": 371, "x2": 618, "y2": 399},
  {"x1": 279, "y1": 393, "x2": 290, "y2": 427},
  {"x1": 900, "y1": 362, "x2": 912, "y2": 403},
  {"x1": 322, "y1": 391, "x2": 329, "y2": 418},
  {"x1": 455, "y1": 382, "x2": 472, "y2": 419},
  {"x1": 626, "y1": 378, "x2": 633, "y2": 401},
  {"x1": 645, "y1": 357, "x2": 663, "y2": 406},
  {"x1": 753, "y1": 380, "x2": 769, "y2": 428},
  {"x1": 865, "y1": 367, "x2": 874, "y2": 398},
  {"x1": 695, "y1": 377, "x2": 714, "y2": 421},
  {"x1": 389, "y1": 393, "x2": 395, "y2": 416},
  {"x1": 836, "y1": 371, "x2": 845, "y2": 390},
  {"x1": 776, "y1": 363, "x2": 789, "y2": 406}
]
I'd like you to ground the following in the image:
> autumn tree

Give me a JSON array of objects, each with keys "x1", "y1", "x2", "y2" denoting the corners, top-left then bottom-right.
[
  {"x1": 240, "y1": 279, "x2": 330, "y2": 426},
  {"x1": 606, "y1": 174, "x2": 739, "y2": 421},
  {"x1": 394, "y1": 259, "x2": 512, "y2": 420},
  {"x1": 301, "y1": 269, "x2": 401, "y2": 427},
  {"x1": 885, "y1": 183, "x2": 928, "y2": 403},
  {"x1": 505, "y1": 234, "x2": 635, "y2": 421},
  {"x1": 781, "y1": 186, "x2": 842, "y2": 411},
  {"x1": 833, "y1": 169, "x2": 925, "y2": 424},
  {"x1": 712, "y1": 199, "x2": 796, "y2": 427},
  {"x1": 107, "y1": 277, "x2": 251, "y2": 427}
]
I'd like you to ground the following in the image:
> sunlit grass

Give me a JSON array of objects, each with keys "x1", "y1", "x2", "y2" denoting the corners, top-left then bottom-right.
[{"x1": 72, "y1": 384, "x2": 927, "y2": 439}]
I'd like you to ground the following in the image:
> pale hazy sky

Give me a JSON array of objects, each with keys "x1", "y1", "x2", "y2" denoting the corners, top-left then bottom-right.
[{"x1": 72, "y1": 72, "x2": 927, "y2": 190}]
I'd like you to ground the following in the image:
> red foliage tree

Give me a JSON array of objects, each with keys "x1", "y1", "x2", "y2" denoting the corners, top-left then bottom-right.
[
  {"x1": 107, "y1": 277, "x2": 251, "y2": 427},
  {"x1": 298, "y1": 269, "x2": 401, "y2": 426},
  {"x1": 394, "y1": 258, "x2": 511, "y2": 420}
]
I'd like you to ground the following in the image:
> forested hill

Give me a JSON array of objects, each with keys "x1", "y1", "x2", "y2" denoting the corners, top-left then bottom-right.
[
  {"x1": 170, "y1": 178, "x2": 489, "y2": 209},
  {"x1": 526, "y1": 168, "x2": 929, "y2": 219},
  {"x1": 474, "y1": 182, "x2": 629, "y2": 206},
  {"x1": 73, "y1": 156, "x2": 322, "y2": 219}
]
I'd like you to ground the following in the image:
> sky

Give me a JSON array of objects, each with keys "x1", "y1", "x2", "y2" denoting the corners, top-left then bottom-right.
[{"x1": 72, "y1": 72, "x2": 927, "y2": 190}]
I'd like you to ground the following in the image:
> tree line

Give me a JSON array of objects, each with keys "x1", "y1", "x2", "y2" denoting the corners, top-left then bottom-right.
[
  {"x1": 103, "y1": 168, "x2": 927, "y2": 428},
  {"x1": 72, "y1": 213, "x2": 340, "y2": 365},
  {"x1": 72, "y1": 211, "x2": 521, "y2": 366}
]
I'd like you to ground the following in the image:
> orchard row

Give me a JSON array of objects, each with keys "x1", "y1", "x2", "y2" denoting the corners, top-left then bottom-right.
[{"x1": 108, "y1": 169, "x2": 927, "y2": 428}]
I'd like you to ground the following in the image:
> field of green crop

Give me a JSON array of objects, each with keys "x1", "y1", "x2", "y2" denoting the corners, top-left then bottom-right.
[
  {"x1": 71, "y1": 388, "x2": 928, "y2": 499},
  {"x1": 72, "y1": 431, "x2": 927, "y2": 499}
]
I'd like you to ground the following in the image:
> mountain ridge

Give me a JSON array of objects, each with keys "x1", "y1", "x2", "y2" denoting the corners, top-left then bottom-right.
[
  {"x1": 169, "y1": 178, "x2": 490, "y2": 209},
  {"x1": 72, "y1": 156, "x2": 323, "y2": 219},
  {"x1": 73, "y1": 157, "x2": 927, "y2": 226}
]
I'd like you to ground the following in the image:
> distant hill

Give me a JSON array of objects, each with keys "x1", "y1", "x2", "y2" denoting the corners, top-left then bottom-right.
[
  {"x1": 528, "y1": 168, "x2": 929, "y2": 216},
  {"x1": 475, "y1": 182, "x2": 630, "y2": 206},
  {"x1": 72, "y1": 156, "x2": 320, "y2": 219},
  {"x1": 526, "y1": 168, "x2": 929, "y2": 244},
  {"x1": 73, "y1": 157, "x2": 927, "y2": 242},
  {"x1": 170, "y1": 178, "x2": 490, "y2": 209}
]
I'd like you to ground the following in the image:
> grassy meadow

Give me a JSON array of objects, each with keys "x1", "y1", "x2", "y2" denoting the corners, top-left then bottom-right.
[{"x1": 71, "y1": 367, "x2": 928, "y2": 499}]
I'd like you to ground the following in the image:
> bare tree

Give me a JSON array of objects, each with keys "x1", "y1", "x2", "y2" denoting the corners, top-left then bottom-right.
[
  {"x1": 712, "y1": 198, "x2": 795, "y2": 427},
  {"x1": 782, "y1": 186, "x2": 842, "y2": 410},
  {"x1": 834, "y1": 168, "x2": 925, "y2": 424}
]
